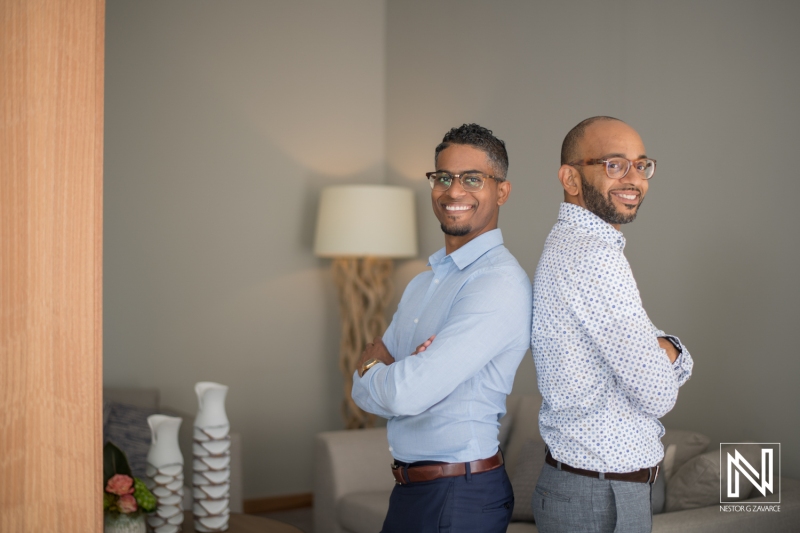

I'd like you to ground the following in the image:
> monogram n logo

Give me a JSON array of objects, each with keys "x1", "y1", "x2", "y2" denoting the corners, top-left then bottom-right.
[{"x1": 720, "y1": 443, "x2": 780, "y2": 504}]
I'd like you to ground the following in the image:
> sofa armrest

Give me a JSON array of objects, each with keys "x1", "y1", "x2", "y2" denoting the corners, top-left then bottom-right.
[{"x1": 314, "y1": 428, "x2": 394, "y2": 533}]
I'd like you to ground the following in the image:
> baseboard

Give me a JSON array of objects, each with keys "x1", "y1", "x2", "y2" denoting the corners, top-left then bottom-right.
[{"x1": 243, "y1": 492, "x2": 313, "y2": 514}]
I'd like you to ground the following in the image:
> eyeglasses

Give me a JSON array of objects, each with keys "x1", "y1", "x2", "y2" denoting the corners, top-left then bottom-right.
[
  {"x1": 425, "y1": 171, "x2": 504, "y2": 192},
  {"x1": 569, "y1": 157, "x2": 657, "y2": 180}
]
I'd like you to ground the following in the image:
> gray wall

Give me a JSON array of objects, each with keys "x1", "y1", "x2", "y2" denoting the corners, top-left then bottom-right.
[
  {"x1": 386, "y1": 0, "x2": 800, "y2": 478},
  {"x1": 105, "y1": 0, "x2": 800, "y2": 501},
  {"x1": 104, "y1": 0, "x2": 386, "y2": 497}
]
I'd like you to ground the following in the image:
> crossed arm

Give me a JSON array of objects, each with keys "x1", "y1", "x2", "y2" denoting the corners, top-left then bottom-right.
[
  {"x1": 352, "y1": 272, "x2": 531, "y2": 418},
  {"x1": 562, "y1": 252, "x2": 693, "y2": 418},
  {"x1": 355, "y1": 335, "x2": 435, "y2": 377}
]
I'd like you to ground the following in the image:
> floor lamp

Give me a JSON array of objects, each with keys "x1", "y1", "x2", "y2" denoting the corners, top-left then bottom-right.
[{"x1": 314, "y1": 185, "x2": 417, "y2": 429}]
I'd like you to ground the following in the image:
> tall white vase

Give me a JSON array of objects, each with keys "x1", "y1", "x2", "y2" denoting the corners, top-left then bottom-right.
[
  {"x1": 146, "y1": 414, "x2": 184, "y2": 533},
  {"x1": 193, "y1": 382, "x2": 230, "y2": 532}
]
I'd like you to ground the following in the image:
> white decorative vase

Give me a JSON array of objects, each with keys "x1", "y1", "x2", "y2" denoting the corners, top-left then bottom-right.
[
  {"x1": 104, "y1": 512, "x2": 146, "y2": 533},
  {"x1": 146, "y1": 414, "x2": 184, "y2": 533},
  {"x1": 193, "y1": 382, "x2": 231, "y2": 532}
]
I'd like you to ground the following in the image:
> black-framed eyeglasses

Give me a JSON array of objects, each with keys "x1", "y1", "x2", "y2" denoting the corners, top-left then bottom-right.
[
  {"x1": 569, "y1": 157, "x2": 657, "y2": 180},
  {"x1": 425, "y1": 171, "x2": 504, "y2": 192}
]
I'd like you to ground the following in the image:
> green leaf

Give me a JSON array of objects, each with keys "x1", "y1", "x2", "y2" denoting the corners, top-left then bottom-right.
[
  {"x1": 103, "y1": 441, "x2": 133, "y2": 486},
  {"x1": 103, "y1": 492, "x2": 115, "y2": 511},
  {"x1": 133, "y1": 478, "x2": 157, "y2": 513}
]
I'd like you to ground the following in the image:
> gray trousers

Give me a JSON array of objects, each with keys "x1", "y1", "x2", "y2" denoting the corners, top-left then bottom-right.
[{"x1": 532, "y1": 463, "x2": 652, "y2": 533}]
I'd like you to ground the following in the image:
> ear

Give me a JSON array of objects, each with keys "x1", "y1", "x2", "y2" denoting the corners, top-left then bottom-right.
[
  {"x1": 496, "y1": 180, "x2": 511, "y2": 206},
  {"x1": 558, "y1": 164, "x2": 581, "y2": 198}
]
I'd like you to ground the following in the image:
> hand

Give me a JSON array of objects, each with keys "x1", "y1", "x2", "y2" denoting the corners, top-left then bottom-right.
[
  {"x1": 658, "y1": 337, "x2": 679, "y2": 364},
  {"x1": 357, "y1": 337, "x2": 395, "y2": 376},
  {"x1": 411, "y1": 335, "x2": 436, "y2": 355}
]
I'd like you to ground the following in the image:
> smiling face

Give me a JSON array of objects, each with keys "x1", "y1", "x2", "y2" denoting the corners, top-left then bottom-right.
[
  {"x1": 432, "y1": 144, "x2": 510, "y2": 254},
  {"x1": 559, "y1": 120, "x2": 650, "y2": 229}
]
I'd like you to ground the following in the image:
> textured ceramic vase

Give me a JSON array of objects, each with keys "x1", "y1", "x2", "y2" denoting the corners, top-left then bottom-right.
[
  {"x1": 146, "y1": 414, "x2": 184, "y2": 533},
  {"x1": 104, "y1": 512, "x2": 146, "y2": 533},
  {"x1": 193, "y1": 382, "x2": 230, "y2": 532}
]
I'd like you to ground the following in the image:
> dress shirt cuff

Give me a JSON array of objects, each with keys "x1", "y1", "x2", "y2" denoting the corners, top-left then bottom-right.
[
  {"x1": 351, "y1": 364, "x2": 395, "y2": 419},
  {"x1": 663, "y1": 334, "x2": 693, "y2": 386},
  {"x1": 662, "y1": 335, "x2": 682, "y2": 354}
]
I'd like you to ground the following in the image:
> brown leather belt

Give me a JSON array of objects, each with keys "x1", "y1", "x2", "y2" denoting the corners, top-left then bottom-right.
[
  {"x1": 391, "y1": 450, "x2": 504, "y2": 485},
  {"x1": 545, "y1": 451, "x2": 658, "y2": 484}
]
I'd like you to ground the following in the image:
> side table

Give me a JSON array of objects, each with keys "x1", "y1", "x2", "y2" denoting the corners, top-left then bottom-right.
[{"x1": 181, "y1": 512, "x2": 304, "y2": 533}]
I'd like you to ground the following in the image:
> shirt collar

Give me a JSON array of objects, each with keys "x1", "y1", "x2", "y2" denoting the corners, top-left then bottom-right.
[
  {"x1": 558, "y1": 202, "x2": 626, "y2": 250},
  {"x1": 428, "y1": 228, "x2": 504, "y2": 270}
]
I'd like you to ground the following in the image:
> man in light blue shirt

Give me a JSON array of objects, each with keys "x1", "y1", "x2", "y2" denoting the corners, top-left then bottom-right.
[
  {"x1": 352, "y1": 124, "x2": 532, "y2": 533},
  {"x1": 531, "y1": 116, "x2": 694, "y2": 532}
]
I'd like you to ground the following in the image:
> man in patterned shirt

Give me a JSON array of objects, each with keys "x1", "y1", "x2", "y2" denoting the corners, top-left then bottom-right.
[{"x1": 531, "y1": 116, "x2": 694, "y2": 532}]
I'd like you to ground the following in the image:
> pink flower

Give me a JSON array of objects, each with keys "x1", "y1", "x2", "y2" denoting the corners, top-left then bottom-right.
[
  {"x1": 106, "y1": 474, "x2": 135, "y2": 496},
  {"x1": 117, "y1": 494, "x2": 138, "y2": 514}
]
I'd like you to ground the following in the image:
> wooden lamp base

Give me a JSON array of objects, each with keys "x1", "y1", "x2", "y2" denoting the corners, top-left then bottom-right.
[{"x1": 331, "y1": 257, "x2": 393, "y2": 429}]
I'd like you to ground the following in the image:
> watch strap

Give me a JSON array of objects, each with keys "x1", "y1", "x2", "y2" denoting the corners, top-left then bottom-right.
[{"x1": 360, "y1": 358, "x2": 379, "y2": 377}]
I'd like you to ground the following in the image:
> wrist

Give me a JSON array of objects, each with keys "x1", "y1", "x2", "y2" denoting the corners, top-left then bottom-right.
[
  {"x1": 359, "y1": 358, "x2": 380, "y2": 378},
  {"x1": 662, "y1": 336, "x2": 681, "y2": 353}
]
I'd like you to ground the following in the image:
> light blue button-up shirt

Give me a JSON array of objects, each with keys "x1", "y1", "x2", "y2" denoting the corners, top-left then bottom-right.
[
  {"x1": 532, "y1": 203, "x2": 694, "y2": 472},
  {"x1": 352, "y1": 229, "x2": 532, "y2": 463}
]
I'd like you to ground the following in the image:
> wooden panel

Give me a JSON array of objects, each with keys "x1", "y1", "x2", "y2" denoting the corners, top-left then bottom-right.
[
  {"x1": 0, "y1": 0, "x2": 104, "y2": 531},
  {"x1": 243, "y1": 493, "x2": 314, "y2": 514}
]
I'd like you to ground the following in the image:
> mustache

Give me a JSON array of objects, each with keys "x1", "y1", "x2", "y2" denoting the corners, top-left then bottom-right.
[{"x1": 609, "y1": 186, "x2": 643, "y2": 194}]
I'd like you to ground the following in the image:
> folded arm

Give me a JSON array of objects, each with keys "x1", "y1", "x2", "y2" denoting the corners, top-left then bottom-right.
[
  {"x1": 352, "y1": 270, "x2": 531, "y2": 418},
  {"x1": 565, "y1": 252, "x2": 692, "y2": 418},
  {"x1": 652, "y1": 326, "x2": 694, "y2": 387}
]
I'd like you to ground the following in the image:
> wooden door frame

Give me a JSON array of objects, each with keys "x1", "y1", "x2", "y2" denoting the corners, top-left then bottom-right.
[{"x1": 1, "y1": 0, "x2": 105, "y2": 530}]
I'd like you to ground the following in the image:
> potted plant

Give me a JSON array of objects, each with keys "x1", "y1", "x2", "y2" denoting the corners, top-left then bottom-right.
[{"x1": 103, "y1": 442, "x2": 157, "y2": 533}]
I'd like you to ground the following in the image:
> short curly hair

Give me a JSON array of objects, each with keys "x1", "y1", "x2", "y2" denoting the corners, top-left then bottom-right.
[{"x1": 434, "y1": 123, "x2": 509, "y2": 179}]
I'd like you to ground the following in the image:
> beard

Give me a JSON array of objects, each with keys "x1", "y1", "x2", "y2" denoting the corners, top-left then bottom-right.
[
  {"x1": 440, "y1": 223, "x2": 471, "y2": 237},
  {"x1": 581, "y1": 173, "x2": 643, "y2": 225}
]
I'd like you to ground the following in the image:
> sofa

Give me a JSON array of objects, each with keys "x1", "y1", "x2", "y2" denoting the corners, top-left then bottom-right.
[
  {"x1": 314, "y1": 393, "x2": 800, "y2": 533},
  {"x1": 103, "y1": 387, "x2": 243, "y2": 513}
]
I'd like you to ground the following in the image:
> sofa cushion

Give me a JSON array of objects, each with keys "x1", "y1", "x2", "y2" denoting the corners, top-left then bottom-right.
[
  {"x1": 509, "y1": 439, "x2": 547, "y2": 522},
  {"x1": 103, "y1": 400, "x2": 158, "y2": 478},
  {"x1": 503, "y1": 394, "x2": 543, "y2": 480},
  {"x1": 339, "y1": 490, "x2": 391, "y2": 533},
  {"x1": 651, "y1": 450, "x2": 670, "y2": 514},
  {"x1": 660, "y1": 429, "x2": 710, "y2": 481},
  {"x1": 665, "y1": 444, "x2": 761, "y2": 512}
]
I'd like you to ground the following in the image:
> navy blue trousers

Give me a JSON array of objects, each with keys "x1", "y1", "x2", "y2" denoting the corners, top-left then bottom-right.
[{"x1": 380, "y1": 463, "x2": 514, "y2": 533}]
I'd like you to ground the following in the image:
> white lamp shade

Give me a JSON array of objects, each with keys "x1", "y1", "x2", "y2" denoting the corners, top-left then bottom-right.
[{"x1": 314, "y1": 185, "x2": 418, "y2": 258}]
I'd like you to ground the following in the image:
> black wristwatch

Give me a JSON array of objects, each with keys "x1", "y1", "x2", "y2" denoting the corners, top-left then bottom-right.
[{"x1": 662, "y1": 336, "x2": 682, "y2": 353}]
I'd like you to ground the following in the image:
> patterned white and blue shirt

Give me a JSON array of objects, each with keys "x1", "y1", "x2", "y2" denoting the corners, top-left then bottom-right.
[
  {"x1": 352, "y1": 229, "x2": 532, "y2": 463},
  {"x1": 532, "y1": 203, "x2": 693, "y2": 472}
]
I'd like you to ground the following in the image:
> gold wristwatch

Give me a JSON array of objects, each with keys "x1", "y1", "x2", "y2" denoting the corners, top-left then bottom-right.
[{"x1": 359, "y1": 358, "x2": 379, "y2": 377}]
